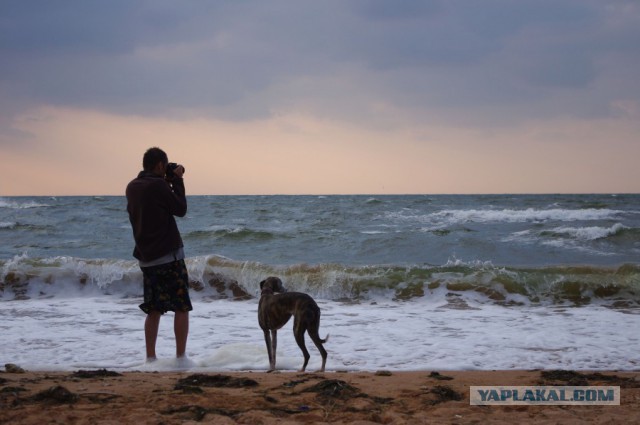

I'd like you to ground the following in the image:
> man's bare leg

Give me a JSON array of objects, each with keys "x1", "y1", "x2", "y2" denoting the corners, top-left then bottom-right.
[
  {"x1": 174, "y1": 311, "x2": 189, "y2": 358},
  {"x1": 145, "y1": 311, "x2": 162, "y2": 360}
]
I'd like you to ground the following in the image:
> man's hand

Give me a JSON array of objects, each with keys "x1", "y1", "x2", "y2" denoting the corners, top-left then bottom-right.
[{"x1": 173, "y1": 165, "x2": 185, "y2": 178}]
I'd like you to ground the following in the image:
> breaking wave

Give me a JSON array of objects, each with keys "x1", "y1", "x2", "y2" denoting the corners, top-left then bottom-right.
[
  {"x1": 0, "y1": 198, "x2": 52, "y2": 209},
  {"x1": 540, "y1": 223, "x2": 629, "y2": 241},
  {"x1": 2, "y1": 253, "x2": 640, "y2": 310},
  {"x1": 387, "y1": 207, "x2": 632, "y2": 229}
]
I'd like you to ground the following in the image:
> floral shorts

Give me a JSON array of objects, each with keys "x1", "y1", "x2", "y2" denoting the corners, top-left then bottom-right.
[{"x1": 139, "y1": 259, "x2": 193, "y2": 314}]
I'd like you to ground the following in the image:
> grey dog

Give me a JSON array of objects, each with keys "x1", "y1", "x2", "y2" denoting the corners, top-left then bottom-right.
[{"x1": 258, "y1": 277, "x2": 328, "y2": 372}]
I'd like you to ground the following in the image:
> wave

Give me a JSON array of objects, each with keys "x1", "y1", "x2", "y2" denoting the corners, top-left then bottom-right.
[
  {"x1": 540, "y1": 223, "x2": 629, "y2": 241},
  {"x1": 0, "y1": 198, "x2": 51, "y2": 209},
  {"x1": 440, "y1": 207, "x2": 627, "y2": 223},
  {"x1": 504, "y1": 224, "x2": 639, "y2": 247},
  {"x1": 388, "y1": 207, "x2": 630, "y2": 228},
  {"x1": 0, "y1": 222, "x2": 54, "y2": 232},
  {"x1": 365, "y1": 197, "x2": 383, "y2": 204},
  {"x1": 184, "y1": 227, "x2": 283, "y2": 241},
  {"x1": 2, "y1": 253, "x2": 640, "y2": 310}
]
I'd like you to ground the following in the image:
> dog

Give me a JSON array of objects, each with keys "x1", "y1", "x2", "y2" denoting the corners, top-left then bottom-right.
[{"x1": 258, "y1": 276, "x2": 328, "y2": 372}]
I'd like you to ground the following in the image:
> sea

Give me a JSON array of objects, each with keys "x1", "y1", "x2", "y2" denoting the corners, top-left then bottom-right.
[{"x1": 1, "y1": 194, "x2": 640, "y2": 372}]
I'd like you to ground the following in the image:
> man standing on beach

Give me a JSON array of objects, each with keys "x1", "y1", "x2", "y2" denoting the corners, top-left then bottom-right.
[{"x1": 126, "y1": 147, "x2": 192, "y2": 362}]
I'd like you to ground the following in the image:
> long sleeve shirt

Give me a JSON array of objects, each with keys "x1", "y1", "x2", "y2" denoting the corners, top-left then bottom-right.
[{"x1": 126, "y1": 171, "x2": 187, "y2": 263}]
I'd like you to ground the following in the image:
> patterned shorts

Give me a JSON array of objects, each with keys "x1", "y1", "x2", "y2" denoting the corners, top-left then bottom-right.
[{"x1": 139, "y1": 259, "x2": 193, "y2": 314}]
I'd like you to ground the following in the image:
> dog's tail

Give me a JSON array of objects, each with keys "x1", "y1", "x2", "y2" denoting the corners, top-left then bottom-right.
[{"x1": 320, "y1": 334, "x2": 330, "y2": 344}]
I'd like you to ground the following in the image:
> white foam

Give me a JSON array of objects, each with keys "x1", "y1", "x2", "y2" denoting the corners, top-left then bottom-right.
[
  {"x1": 0, "y1": 198, "x2": 50, "y2": 209},
  {"x1": 547, "y1": 223, "x2": 627, "y2": 241},
  {"x1": 439, "y1": 208, "x2": 622, "y2": 223},
  {"x1": 137, "y1": 356, "x2": 198, "y2": 372},
  {"x1": 1, "y1": 295, "x2": 638, "y2": 372},
  {"x1": 501, "y1": 224, "x2": 627, "y2": 256},
  {"x1": 387, "y1": 208, "x2": 625, "y2": 228}
]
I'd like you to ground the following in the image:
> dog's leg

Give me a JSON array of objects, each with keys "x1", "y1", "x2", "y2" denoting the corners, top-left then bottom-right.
[
  {"x1": 308, "y1": 329, "x2": 328, "y2": 372},
  {"x1": 306, "y1": 307, "x2": 328, "y2": 372},
  {"x1": 263, "y1": 330, "x2": 275, "y2": 371},
  {"x1": 293, "y1": 318, "x2": 311, "y2": 372},
  {"x1": 270, "y1": 330, "x2": 278, "y2": 370}
]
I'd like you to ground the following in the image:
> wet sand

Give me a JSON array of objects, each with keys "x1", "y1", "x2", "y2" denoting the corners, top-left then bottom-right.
[{"x1": 1, "y1": 368, "x2": 639, "y2": 424}]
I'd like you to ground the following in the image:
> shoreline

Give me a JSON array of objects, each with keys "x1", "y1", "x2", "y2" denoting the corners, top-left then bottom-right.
[{"x1": 2, "y1": 369, "x2": 639, "y2": 424}]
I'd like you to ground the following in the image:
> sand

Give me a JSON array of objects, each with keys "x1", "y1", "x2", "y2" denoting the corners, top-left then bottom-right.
[{"x1": 1, "y1": 368, "x2": 639, "y2": 424}]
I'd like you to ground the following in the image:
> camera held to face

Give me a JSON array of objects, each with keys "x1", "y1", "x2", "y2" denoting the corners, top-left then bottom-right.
[{"x1": 165, "y1": 162, "x2": 185, "y2": 179}]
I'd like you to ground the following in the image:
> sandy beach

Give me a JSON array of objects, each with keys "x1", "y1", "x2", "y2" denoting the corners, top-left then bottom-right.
[{"x1": 1, "y1": 368, "x2": 639, "y2": 424}]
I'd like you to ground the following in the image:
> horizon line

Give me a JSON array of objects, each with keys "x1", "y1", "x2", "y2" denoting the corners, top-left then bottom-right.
[{"x1": 3, "y1": 192, "x2": 639, "y2": 197}]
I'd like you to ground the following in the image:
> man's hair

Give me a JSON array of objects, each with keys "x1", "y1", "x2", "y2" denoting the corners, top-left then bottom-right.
[{"x1": 142, "y1": 147, "x2": 168, "y2": 171}]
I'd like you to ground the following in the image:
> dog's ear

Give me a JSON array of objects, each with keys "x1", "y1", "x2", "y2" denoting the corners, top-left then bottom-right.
[{"x1": 260, "y1": 279, "x2": 265, "y2": 290}]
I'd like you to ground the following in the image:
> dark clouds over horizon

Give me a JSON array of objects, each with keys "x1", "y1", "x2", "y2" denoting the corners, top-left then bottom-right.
[{"x1": 1, "y1": 0, "x2": 639, "y2": 129}]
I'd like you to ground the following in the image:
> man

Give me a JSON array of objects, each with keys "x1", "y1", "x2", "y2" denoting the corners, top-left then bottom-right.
[{"x1": 126, "y1": 147, "x2": 192, "y2": 361}]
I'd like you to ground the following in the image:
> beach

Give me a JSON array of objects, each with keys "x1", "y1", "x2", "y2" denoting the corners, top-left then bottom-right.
[{"x1": 1, "y1": 368, "x2": 639, "y2": 424}]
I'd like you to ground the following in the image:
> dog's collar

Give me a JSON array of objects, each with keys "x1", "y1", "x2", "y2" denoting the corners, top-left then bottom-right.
[{"x1": 261, "y1": 288, "x2": 275, "y2": 296}]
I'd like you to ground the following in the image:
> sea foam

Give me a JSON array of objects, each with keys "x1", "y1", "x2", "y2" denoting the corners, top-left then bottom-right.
[{"x1": 2, "y1": 296, "x2": 639, "y2": 372}]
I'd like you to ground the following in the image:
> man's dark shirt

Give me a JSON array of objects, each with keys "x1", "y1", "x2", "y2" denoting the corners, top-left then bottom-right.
[{"x1": 126, "y1": 171, "x2": 187, "y2": 262}]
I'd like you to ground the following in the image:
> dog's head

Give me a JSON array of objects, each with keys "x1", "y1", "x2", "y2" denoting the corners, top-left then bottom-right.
[{"x1": 260, "y1": 276, "x2": 287, "y2": 295}]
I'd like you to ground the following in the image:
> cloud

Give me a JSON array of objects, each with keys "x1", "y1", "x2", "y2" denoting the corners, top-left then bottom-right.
[{"x1": 1, "y1": 0, "x2": 639, "y2": 132}]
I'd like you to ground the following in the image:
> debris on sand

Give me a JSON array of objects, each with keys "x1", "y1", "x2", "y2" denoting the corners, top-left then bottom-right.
[
  {"x1": 72, "y1": 369, "x2": 122, "y2": 379},
  {"x1": 4, "y1": 364, "x2": 26, "y2": 374},
  {"x1": 176, "y1": 374, "x2": 259, "y2": 389},
  {"x1": 174, "y1": 384, "x2": 204, "y2": 394},
  {"x1": 540, "y1": 370, "x2": 640, "y2": 388},
  {"x1": 282, "y1": 377, "x2": 311, "y2": 388},
  {"x1": 1, "y1": 386, "x2": 27, "y2": 395},
  {"x1": 422, "y1": 385, "x2": 463, "y2": 405},
  {"x1": 162, "y1": 405, "x2": 211, "y2": 421},
  {"x1": 540, "y1": 370, "x2": 589, "y2": 386},
  {"x1": 429, "y1": 371, "x2": 454, "y2": 381},
  {"x1": 32, "y1": 386, "x2": 78, "y2": 404},
  {"x1": 302, "y1": 379, "x2": 360, "y2": 399}
]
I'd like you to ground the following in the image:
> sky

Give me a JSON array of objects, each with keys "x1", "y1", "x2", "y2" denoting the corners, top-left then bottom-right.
[{"x1": 1, "y1": 0, "x2": 639, "y2": 196}]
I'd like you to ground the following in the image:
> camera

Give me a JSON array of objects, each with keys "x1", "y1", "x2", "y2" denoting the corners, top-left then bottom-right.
[{"x1": 165, "y1": 162, "x2": 185, "y2": 179}]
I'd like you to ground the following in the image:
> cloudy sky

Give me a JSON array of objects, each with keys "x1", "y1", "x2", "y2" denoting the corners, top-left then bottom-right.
[{"x1": 1, "y1": 0, "x2": 639, "y2": 195}]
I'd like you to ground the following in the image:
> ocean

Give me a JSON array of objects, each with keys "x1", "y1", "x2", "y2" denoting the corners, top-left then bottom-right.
[{"x1": 1, "y1": 194, "x2": 640, "y2": 372}]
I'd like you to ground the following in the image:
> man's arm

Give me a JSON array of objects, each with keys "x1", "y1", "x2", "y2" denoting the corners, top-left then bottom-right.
[{"x1": 167, "y1": 177, "x2": 187, "y2": 217}]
